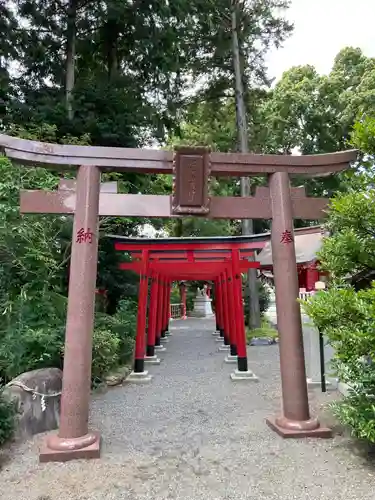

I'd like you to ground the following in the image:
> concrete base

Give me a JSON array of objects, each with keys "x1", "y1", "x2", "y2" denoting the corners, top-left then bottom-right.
[
  {"x1": 307, "y1": 377, "x2": 335, "y2": 390},
  {"x1": 219, "y1": 345, "x2": 230, "y2": 351},
  {"x1": 126, "y1": 371, "x2": 152, "y2": 383},
  {"x1": 212, "y1": 331, "x2": 220, "y2": 336},
  {"x1": 144, "y1": 356, "x2": 161, "y2": 365},
  {"x1": 230, "y1": 369, "x2": 258, "y2": 381},
  {"x1": 338, "y1": 381, "x2": 352, "y2": 397},
  {"x1": 224, "y1": 355, "x2": 238, "y2": 364},
  {"x1": 39, "y1": 432, "x2": 101, "y2": 463},
  {"x1": 154, "y1": 345, "x2": 166, "y2": 352},
  {"x1": 266, "y1": 418, "x2": 332, "y2": 438},
  {"x1": 161, "y1": 337, "x2": 170, "y2": 343},
  {"x1": 215, "y1": 337, "x2": 225, "y2": 342}
]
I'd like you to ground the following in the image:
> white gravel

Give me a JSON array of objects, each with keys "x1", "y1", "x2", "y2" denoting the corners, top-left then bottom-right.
[{"x1": 1, "y1": 318, "x2": 374, "y2": 500}]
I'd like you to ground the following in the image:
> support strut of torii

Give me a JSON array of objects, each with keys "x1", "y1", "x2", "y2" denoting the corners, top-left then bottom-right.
[{"x1": 0, "y1": 133, "x2": 357, "y2": 462}]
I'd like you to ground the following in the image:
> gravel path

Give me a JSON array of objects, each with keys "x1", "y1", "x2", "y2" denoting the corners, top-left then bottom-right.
[{"x1": 1, "y1": 318, "x2": 375, "y2": 500}]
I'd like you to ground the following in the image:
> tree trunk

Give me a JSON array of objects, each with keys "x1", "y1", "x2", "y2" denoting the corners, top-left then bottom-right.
[
  {"x1": 105, "y1": 2, "x2": 120, "y2": 81},
  {"x1": 65, "y1": 0, "x2": 77, "y2": 121},
  {"x1": 231, "y1": 1, "x2": 261, "y2": 330}
]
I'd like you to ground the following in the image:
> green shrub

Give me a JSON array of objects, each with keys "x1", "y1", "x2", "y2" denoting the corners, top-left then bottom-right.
[
  {"x1": 247, "y1": 318, "x2": 278, "y2": 342},
  {"x1": 244, "y1": 279, "x2": 271, "y2": 326},
  {"x1": 302, "y1": 283, "x2": 375, "y2": 442},
  {"x1": 91, "y1": 328, "x2": 120, "y2": 383},
  {"x1": 0, "y1": 292, "x2": 66, "y2": 382},
  {"x1": 0, "y1": 392, "x2": 16, "y2": 445},
  {"x1": 170, "y1": 285, "x2": 181, "y2": 304},
  {"x1": 0, "y1": 326, "x2": 64, "y2": 383},
  {"x1": 92, "y1": 299, "x2": 137, "y2": 380},
  {"x1": 0, "y1": 290, "x2": 137, "y2": 386},
  {"x1": 112, "y1": 300, "x2": 137, "y2": 363}
]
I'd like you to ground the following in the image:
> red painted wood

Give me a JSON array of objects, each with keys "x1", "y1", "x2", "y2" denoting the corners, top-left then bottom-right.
[
  {"x1": 222, "y1": 272, "x2": 230, "y2": 345},
  {"x1": 156, "y1": 276, "x2": 164, "y2": 344},
  {"x1": 134, "y1": 250, "x2": 149, "y2": 364},
  {"x1": 226, "y1": 268, "x2": 237, "y2": 352},
  {"x1": 232, "y1": 249, "x2": 247, "y2": 360},
  {"x1": 119, "y1": 261, "x2": 260, "y2": 273},
  {"x1": 147, "y1": 272, "x2": 159, "y2": 351}
]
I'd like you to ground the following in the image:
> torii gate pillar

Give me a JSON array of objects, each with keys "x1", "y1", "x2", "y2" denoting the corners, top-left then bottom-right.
[
  {"x1": 266, "y1": 172, "x2": 330, "y2": 437},
  {"x1": 40, "y1": 165, "x2": 102, "y2": 461}
]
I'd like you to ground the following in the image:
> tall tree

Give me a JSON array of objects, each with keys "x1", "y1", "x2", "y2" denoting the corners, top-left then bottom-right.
[{"x1": 231, "y1": 0, "x2": 260, "y2": 328}]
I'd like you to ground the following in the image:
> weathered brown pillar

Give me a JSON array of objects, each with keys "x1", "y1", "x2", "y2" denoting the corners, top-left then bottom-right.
[
  {"x1": 40, "y1": 165, "x2": 102, "y2": 462},
  {"x1": 266, "y1": 171, "x2": 331, "y2": 438}
]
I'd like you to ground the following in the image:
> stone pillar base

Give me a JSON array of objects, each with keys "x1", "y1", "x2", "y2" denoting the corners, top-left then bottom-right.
[
  {"x1": 219, "y1": 345, "x2": 230, "y2": 351},
  {"x1": 144, "y1": 356, "x2": 161, "y2": 365},
  {"x1": 126, "y1": 371, "x2": 152, "y2": 383},
  {"x1": 39, "y1": 431, "x2": 101, "y2": 463},
  {"x1": 161, "y1": 337, "x2": 170, "y2": 343},
  {"x1": 307, "y1": 377, "x2": 336, "y2": 389},
  {"x1": 230, "y1": 370, "x2": 258, "y2": 381},
  {"x1": 215, "y1": 337, "x2": 225, "y2": 342},
  {"x1": 154, "y1": 345, "x2": 166, "y2": 352},
  {"x1": 266, "y1": 417, "x2": 332, "y2": 438},
  {"x1": 337, "y1": 381, "x2": 352, "y2": 397},
  {"x1": 212, "y1": 331, "x2": 220, "y2": 336},
  {"x1": 224, "y1": 355, "x2": 238, "y2": 364}
]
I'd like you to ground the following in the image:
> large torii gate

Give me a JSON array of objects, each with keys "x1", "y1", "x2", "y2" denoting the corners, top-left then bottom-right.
[{"x1": 0, "y1": 134, "x2": 357, "y2": 462}]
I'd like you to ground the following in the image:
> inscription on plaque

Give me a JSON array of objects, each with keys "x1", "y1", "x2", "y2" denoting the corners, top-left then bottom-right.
[{"x1": 171, "y1": 147, "x2": 211, "y2": 215}]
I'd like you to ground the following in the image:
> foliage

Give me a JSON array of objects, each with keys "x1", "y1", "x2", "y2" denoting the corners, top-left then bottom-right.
[
  {"x1": 244, "y1": 279, "x2": 270, "y2": 325},
  {"x1": 0, "y1": 392, "x2": 16, "y2": 446},
  {"x1": 0, "y1": 291, "x2": 67, "y2": 382},
  {"x1": 91, "y1": 328, "x2": 120, "y2": 384},
  {"x1": 246, "y1": 318, "x2": 278, "y2": 342},
  {"x1": 0, "y1": 288, "x2": 137, "y2": 385},
  {"x1": 3, "y1": 0, "x2": 293, "y2": 146},
  {"x1": 91, "y1": 301, "x2": 137, "y2": 384},
  {"x1": 302, "y1": 285, "x2": 375, "y2": 442},
  {"x1": 104, "y1": 299, "x2": 137, "y2": 365},
  {"x1": 317, "y1": 190, "x2": 375, "y2": 279}
]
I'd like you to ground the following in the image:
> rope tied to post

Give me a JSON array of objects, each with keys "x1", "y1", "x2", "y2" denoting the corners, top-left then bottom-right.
[{"x1": 5, "y1": 380, "x2": 62, "y2": 412}]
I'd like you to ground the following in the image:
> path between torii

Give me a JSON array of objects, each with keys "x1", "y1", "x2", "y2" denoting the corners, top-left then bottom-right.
[{"x1": 1, "y1": 318, "x2": 374, "y2": 500}]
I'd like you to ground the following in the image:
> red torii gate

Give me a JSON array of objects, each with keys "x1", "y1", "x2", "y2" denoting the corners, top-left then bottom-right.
[{"x1": 114, "y1": 236, "x2": 265, "y2": 380}]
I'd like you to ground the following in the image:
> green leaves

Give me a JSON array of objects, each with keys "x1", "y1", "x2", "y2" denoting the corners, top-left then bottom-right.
[
  {"x1": 317, "y1": 191, "x2": 375, "y2": 278},
  {"x1": 0, "y1": 393, "x2": 16, "y2": 446},
  {"x1": 302, "y1": 283, "x2": 375, "y2": 441}
]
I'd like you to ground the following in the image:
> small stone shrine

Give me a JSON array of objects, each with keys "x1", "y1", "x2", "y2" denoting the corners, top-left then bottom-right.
[{"x1": 190, "y1": 287, "x2": 214, "y2": 318}]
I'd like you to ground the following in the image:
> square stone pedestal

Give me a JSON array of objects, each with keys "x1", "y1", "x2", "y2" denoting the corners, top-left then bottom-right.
[
  {"x1": 144, "y1": 355, "x2": 161, "y2": 364},
  {"x1": 126, "y1": 371, "x2": 152, "y2": 383},
  {"x1": 230, "y1": 369, "x2": 258, "y2": 381},
  {"x1": 219, "y1": 345, "x2": 230, "y2": 351},
  {"x1": 224, "y1": 355, "x2": 238, "y2": 364},
  {"x1": 39, "y1": 432, "x2": 101, "y2": 463},
  {"x1": 266, "y1": 418, "x2": 332, "y2": 438}
]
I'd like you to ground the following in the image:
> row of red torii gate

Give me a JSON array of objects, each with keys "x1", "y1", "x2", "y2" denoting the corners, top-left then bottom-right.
[
  {"x1": 0, "y1": 134, "x2": 357, "y2": 463},
  {"x1": 112, "y1": 235, "x2": 265, "y2": 378}
]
